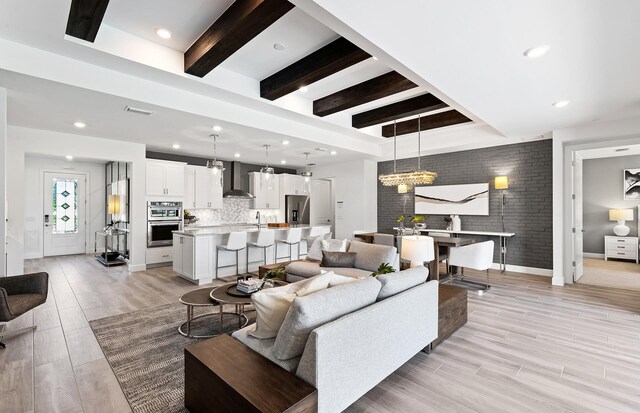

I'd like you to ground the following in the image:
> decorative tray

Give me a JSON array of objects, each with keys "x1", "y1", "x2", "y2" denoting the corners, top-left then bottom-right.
[{"x1": 226, "y1": 284, "x2": 257, "y2": 297}]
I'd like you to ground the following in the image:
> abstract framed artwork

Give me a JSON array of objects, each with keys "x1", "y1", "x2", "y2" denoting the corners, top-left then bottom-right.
[
  {"x1": 415, "y1": 183, "x2": 489, "y2": 216},
  {"x1": 624, "y1": 169, "x2": 640, "y2": 199}
]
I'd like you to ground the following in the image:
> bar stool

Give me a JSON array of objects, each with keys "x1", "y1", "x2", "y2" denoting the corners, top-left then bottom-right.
[
  {"x1": 246, "y1": 229, "x2": 275, "y2": 270},
  {"x1": 216, "y1": 231, "x2": 247, "y2": 277},
  {"x1": 276, "y1": 227, "x2": 302, "y2": 262},
  {"x1": 300, "y1": 227, "x2": 324, "y2": 259}
]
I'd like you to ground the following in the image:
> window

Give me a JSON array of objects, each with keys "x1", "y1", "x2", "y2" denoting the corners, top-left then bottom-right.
[{"x1": 52, "y1": 178, "x2": 78, "y2": 234}]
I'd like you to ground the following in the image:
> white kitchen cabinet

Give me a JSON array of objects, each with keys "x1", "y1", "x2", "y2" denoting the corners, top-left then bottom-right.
[
  {"x1": 145, "y1": 160, "x2": 185, "y2": 196},
  {"x1": 173, "y1": 234, "x2": 214, "y2": 283},
  {"x1": 281, "y1": 173, "x2": 309, "y2": 195},
  {"x1": 250, "y1": 172, "x2": 280, "y2": 209},
  {"x1": 184, "y1": 166, "x2": 196, "y2": 209},
  {"x1": 194, "y1": 167, "x2": 223, "y2": 209}
]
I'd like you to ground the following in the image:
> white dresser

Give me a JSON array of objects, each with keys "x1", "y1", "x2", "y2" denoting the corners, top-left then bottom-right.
[{"x1": 604, "y1": 236, "x2": 639, "y2": 263}]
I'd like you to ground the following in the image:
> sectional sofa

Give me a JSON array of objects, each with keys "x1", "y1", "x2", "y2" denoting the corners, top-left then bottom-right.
[{"x1": 232, "y1": 266, "x2": 438, "y2": 413}]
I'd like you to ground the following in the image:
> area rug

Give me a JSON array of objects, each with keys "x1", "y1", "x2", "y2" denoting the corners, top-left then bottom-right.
[{"x1": 90, "y1": 302, "x2": 255, "y2": 413}]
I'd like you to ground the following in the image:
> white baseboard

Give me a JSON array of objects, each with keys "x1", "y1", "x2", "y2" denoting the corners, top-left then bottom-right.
[
  {"x1": 128, "y1": 263, "x2": 147, "y2": 272},
  {"x1": 583, "y1": 253, "x2": 604, "y2": 259},
  {"x1": 490, "y1": 263, "x2": 553, "y2": 277}
]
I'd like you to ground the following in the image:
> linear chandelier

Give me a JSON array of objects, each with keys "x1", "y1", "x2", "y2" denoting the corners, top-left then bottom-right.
[{"x1": 378, "y1": 117, "x2": 437, "y2": 188}]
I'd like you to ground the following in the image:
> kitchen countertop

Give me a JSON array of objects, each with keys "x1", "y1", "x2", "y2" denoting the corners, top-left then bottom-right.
[{"x1": 173, "y1": 224, "x2": 328, "y2": 237}]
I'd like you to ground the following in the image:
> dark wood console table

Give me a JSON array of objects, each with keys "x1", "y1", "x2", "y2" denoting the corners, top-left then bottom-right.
[{"x1": 185, "y1": 334, "x2": 317, "y2": 413}]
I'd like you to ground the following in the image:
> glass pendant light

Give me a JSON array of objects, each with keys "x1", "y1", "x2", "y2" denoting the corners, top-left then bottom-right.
[
  {"x1": 206, "y1": 133, "x2": 223, "y2": 177},
  {"x1": 301, "y1": 152, "x2": 313, "y2": 193},
  {"x1": 260, "y1": 144, "x2": 274, "y2": 190}
]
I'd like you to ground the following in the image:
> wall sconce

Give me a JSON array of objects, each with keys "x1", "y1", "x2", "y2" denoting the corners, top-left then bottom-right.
[
  {"x1": 397, "y1": 183, "x2": 409, "y2": 194},
  {"x1": 494, "y1": 176, "x2": 508, "y2": 232}
]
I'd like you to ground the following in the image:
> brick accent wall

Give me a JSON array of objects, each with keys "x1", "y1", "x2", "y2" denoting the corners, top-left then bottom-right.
[{"x1": 378, "y1": 140, "x2": 553, "y2": 269}]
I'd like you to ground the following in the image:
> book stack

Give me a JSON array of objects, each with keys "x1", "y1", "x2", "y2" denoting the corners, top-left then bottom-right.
[{"x1": 237, "y1": 278, "x2": 261, "y2": 294}]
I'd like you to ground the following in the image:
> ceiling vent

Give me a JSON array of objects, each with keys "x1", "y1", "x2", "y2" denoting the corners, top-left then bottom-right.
[
  {"x1": 615, "y1": 148, "x2": 630, "y2": 152},
  {"x1": 314, "y1": 147, "x2": 328, "y2": 152},
  {"x1": 124, "y1": 106, "x2": 154, "y2": 116}
]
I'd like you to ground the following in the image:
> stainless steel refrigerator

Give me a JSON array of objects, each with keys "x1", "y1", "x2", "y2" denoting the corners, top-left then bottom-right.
[{"x1": 285, "y1": 195, "x2": 310, "y2": 226}]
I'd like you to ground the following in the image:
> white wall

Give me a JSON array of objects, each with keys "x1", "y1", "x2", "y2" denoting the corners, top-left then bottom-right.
[
  {"x1": 0, "y1": 88, "x2": 6, "y2": 276},
  {"x1": 24, "y1": 156, "x2": 105, "y2": 259},
  {"x1": 7, "y1": 126, "x2": 147, "y2": 274},
  {"x1": 552, "y1": 116, "x2": 640, "y2": 286},
  {"x1": 311, "y1": 159, "x2": 378, "y2": 239}
]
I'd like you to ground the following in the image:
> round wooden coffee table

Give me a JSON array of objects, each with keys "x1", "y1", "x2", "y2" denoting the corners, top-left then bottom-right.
[
  {"x1": 178, "y1": 288, "x2": 219, "y2": 339},
  {"x1": 209, "y1": 280, "x2": 287, "y2": 334}
]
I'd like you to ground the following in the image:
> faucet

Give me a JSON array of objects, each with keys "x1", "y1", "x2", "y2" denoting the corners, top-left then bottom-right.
[{"x1": 256, "y1": 211, "x2": 261, "y2": 229}]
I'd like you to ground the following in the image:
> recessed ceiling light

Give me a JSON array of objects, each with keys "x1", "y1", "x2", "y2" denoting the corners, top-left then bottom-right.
[
  {"x1": 73, "y1": 121, "x2": 86, "y2": 129},
  {"x1": 372, "y1": 56, "x2": 379, "y2": 61},
  {"x1": 552, "y1": 100, "x2": 570, "y2": 108},
  {"x1": 156, "y1": 28, "x2": 172, "y2": 39},
  {"x1": 281, "y1": 160, "x2": 287, "y2": 164},
  {"x1": 234, "y1": 153, "x2": 241, "y2": 158},
  {"x1": 299, "y1": 86, "x2": 308, "y2": 93},
  {"x1": 273, "y1": 43, "x2": 286, "y2": 51},
  {"x1": 330, "y1": 150, "x2": 337, "y2": 155},
  {"x1": 523, "y1": 45, "x2": 550, "y2": 58},
  {"x1": 65, "y1": 155, "x2": 73, "y2": 160},
  {"x1": 212, "y1": 125, "x2": 222, "y2": 132},
  {"x1": 281, "y1": 140, "x2": 290, "y2": 145},
  {"x1": 172, "y1": 144, "x2": 180, "y2": 149}
]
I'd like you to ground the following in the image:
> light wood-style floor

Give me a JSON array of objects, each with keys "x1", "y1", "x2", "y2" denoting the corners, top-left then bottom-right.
[
  {"x1": 580, "y1": 258, "x2": 640, "y2": 291},
  {"x1": 1, "y1": 255, "x2": 639, "y2": 413}
]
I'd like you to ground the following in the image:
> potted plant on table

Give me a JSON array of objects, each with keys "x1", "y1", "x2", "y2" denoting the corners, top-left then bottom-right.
[
  {"x1": 371, "y1": 262, "x2": 395, "y2": 277},
  {"x1": 396, "y1": 215, "x2": 407, "y2": 235},
  {"x1": 259, "y1": 264, "x2": 286, "y2": 290},
  {"x1": 410, "y1": 215, "x2": 428, "y2": 234}
]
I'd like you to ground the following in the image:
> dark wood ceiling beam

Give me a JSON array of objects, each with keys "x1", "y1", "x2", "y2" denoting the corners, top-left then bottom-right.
[
  {"x1": 65, "y1": 0, "x2": 110, "y2": 42},
  {"x1": 381, "y1": 110, "x2": 472, "y2": 137},
  {"x1": 313, "y1": 71, "x2": 417, "y2": 117},
  {"x1": 352, "y1": 93, "x2": 447, "y2": 128},
  {"x1": 260, "y1": 37, "x2": 370, "y2": 100},
  {"x1": 185, "y1": 0, "x2": 294, "y2": 77}
]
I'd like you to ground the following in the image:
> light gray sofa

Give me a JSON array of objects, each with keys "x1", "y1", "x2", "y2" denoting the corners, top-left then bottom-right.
[
  {"x1": 232, "y1": 266, "x2": 438, "y2": 413},
  {"x1": 285, "y1": 240, "x2": 400, "y2": 282}
]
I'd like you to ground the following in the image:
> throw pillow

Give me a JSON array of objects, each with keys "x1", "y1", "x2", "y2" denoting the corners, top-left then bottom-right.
[
  {"x1": 249, "y1": 285, "x2": 297, "y2": 339},
  {"x1": 273, "y1": 277, "x2": 382, "y2": 360},
  {"x1": 320, "y1": 251, "x2": 357, "y2": 268},
  {"x1": 295, "y1": 271, "x2": 334, "y2": 297},
  {"x1": 328, "y1": 273, "x2": 361, "y2": 287},
  {"x1": 376, "y1": 265, "x2": 428, "y2": 300},
  {"x1": 305, "y1": 233, "x2": 332, "y2": 262},
  {"x1": 321, "y1": 238, "x2": 348, "y2": 252}
]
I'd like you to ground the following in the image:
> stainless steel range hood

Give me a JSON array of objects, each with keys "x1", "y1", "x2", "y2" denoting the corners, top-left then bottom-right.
[{"x1": 223, "y1": 161, "x2": 254, "y2": 199}]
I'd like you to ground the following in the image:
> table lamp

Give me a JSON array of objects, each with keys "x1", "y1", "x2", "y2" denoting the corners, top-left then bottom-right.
[
  {"x1": 609, "y1": 209, "x2": 633, "y2": 236},
  {"x1": 107, "y1": 195, "x2": 121, "y2": 228},
  {"x1": 401, "y1": 235, "x2": 434, "y2": 267}
]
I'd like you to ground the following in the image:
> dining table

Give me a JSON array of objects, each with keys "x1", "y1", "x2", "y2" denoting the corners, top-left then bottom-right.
[{"x1": 353, "y1": 232, "x2": 474, "y2": 281}]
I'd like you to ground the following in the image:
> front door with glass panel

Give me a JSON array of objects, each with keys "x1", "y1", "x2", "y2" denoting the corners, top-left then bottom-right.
[{"x1": 43, "y1": 172, "x2": 86, "y2": 256}]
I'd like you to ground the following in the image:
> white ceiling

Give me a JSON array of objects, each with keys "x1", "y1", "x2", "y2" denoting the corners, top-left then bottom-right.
[
  {"x1": 1, "y1": 70, "x2": 364, "y2": 167},
  {"x1": 295, "y1": 0, "x2": 640, "y2": 138},
  {"x1": 2, "y1": 0, "x2": 639, "y2": 163},
  {"x1": 104, "y1": 0, "x2": 234, "y2": 52}
]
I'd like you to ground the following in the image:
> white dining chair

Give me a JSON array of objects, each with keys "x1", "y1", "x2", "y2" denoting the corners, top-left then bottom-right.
[
  {"x1": 246, "y1": 229, "x2": 276, "y2": 270},
  {"x1": 216, "y1": 231, "x2": 248, "y2": 277},
  {"x1": 448, "y1": 241, "x2": 494, "y2": 291}
]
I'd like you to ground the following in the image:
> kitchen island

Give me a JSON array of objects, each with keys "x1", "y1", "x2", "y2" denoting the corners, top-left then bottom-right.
[{"x1": 172, "y1": 224, "x2": 330, "y2": 285}]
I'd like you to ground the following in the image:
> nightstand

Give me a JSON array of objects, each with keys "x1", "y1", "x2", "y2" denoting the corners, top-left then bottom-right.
[{"x1": 604, "y1": 236, "x2": 639, "y2": 263}]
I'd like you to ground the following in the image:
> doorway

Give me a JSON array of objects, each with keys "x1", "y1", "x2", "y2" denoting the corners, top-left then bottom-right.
[
  {"x1": 43, "y1": 172, "x2": 87, "y2": 256},
  {"x1": 311, "y1": 179, "x2": 334, "y2": 234},
  {"x1": 570, "y1": 145, "x2": 640, "y2": 291}
]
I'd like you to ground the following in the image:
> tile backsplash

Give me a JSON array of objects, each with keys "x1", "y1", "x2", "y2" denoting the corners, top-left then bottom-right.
[{"x1": 185, "y1": 198, "x2": 282, "y2": 227}]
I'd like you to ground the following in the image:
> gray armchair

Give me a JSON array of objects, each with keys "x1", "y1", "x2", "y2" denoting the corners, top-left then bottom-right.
[{"x1": 0, "y1": 272, "x2": 49, "y2": 349}]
